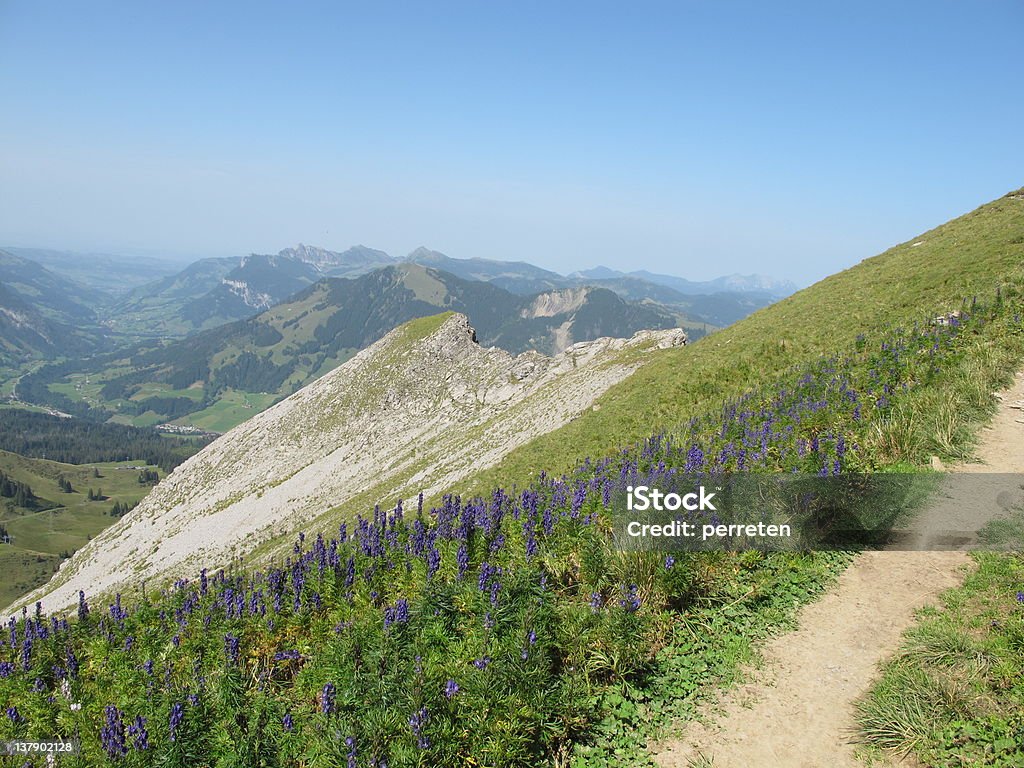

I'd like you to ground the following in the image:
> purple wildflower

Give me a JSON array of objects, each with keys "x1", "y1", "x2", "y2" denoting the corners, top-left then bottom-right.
[
  {"x1": 542, "y1": 505, "x2": 554, "y2": 535},
  {"x1": 425, "y1": 542, "x2": 441, "y2": 578},
  {"x1": 100, "y1": 705, "x2": 128, "y2": 759},
  {"x1": 685, "y1": 444, "x2": 705, "y2": 472},
  {"x1": 619, "y1": 584, "x2": 641, "y2": 613},
  {"x1": 525, "y1": 533, "x2": 539, "y2": 559},
  {"x1": 128, "y1": 715, "x2": 149, "y2": 751},
  {"x1": 384, "y1": 598, "x2": 410, "y2": 628},
  {"x1": 225, "y1": 633, "x2": 240, "y2": 664},
  {"x1": 409, "y1": 707, "x2": 430, "y2": 749},
  {"x1": 169, "y1": 702, "x2": 184, "y2": 741},
  {"x1": 320, "y1": 682, "x2": 336, "y2": 715}
]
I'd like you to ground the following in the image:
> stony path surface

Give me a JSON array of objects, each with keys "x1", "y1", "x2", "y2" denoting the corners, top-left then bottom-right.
[{"x1": 652, "y1": 370, "x2": 1024, "y2": 768}]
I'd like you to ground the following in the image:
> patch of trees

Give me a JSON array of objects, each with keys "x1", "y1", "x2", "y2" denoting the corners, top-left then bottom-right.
[
  {"x1": 58, "y1": 475, "x2": 74, "y2": 493},
  {"x1": 98, "y1": 368, "x2": 152, "y2": 400},
  {"x1": 19, "y1": 318, "x2": 298, "y2": 424},
  {"x1": 165, "y1": 363, "x2": 210, "y2": 391},
  {"x1": 0, "y1": 410, "x2": 213, "y2": 472},
  {"x1": 119, "y1": 396, "x2": 200, "y2": 420},
  {"x1": 251, "y1": 322, "x2": 283, "y2": 347},
  {"x1": 138, "y1": 469, "x2": 159, "y2": 485},
  {"x1": 0, "y1": 469, "x2": 40, "y2": 508},
  {"x1": 18, "y1": 345, "x2": 213, "y2": 422},
  {"x1": 110, "y1": 499, "x2": 138, "y2": 517},
  {"x1": 211, "y1": 351, "x2": 292, "y2": 393},
  {"x1": 86, "y1": 488, "x2": 107, "y2": 501}
]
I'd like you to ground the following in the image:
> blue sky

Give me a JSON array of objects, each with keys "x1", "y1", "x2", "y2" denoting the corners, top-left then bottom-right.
[{"x1": 1, "y1": 1, "x2": 1021, "y2": 284}]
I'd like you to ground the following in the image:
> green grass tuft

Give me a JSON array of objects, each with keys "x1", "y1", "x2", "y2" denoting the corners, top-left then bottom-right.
[{"x1": 857, "y1": 553, "x2": 1024, "y2": 766}]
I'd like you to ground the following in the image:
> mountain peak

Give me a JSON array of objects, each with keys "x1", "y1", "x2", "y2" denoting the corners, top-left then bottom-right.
[
  {"x1": 711, "y1": 273, "x2": 800, "y2": 294},
  {"x1": 571, "y1": 266, "x2": 623, "y2": 280},
  {"x1": 273, "y1": 244, "x2": 395, "y2": 276},
  {"x1": 407, "y1": 246, "x2": 447, "y2": 262}
]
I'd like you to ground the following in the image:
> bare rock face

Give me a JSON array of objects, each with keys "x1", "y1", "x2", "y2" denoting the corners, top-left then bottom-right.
[
  {"x1": 520, "y1": 287, "x2": 591, "y2": 318},
  {"x1": 13, "y1": 313, "x2": 684, "y2": 615}
]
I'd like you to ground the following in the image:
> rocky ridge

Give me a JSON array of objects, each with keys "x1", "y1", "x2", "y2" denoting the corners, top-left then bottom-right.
[{"x1": 12, "y1": 313, "x2": 684, "y2": 615}]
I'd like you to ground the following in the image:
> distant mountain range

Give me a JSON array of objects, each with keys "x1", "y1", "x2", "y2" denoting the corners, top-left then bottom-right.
[
  {"x1": 3, "y1": 247, "x2": 185, "y2": 300},
  {"x1": 2, "y1": 242, "x2": 797, "y2": 426},
  {"x1": 0, "y1": 250, "x2": 98, "y2": 323},
  {"x1": 18, "y1": 264, "x2": 684, "y2": 431},
  {"x1": 109, "y1": 246, "x2": 397, "y2": 336},
  {"x1": 571, "y1": 265, "x2": 799, "y2": 296},
  {"x1": 0, "y1": 251, "x2": 109, "y2": 364},
  {"x1": 404, "y1": 246, "x2": 569, "y2": 294},
  {"x1": 99, "y1": 244, "x2": 796, "y2": 337}
]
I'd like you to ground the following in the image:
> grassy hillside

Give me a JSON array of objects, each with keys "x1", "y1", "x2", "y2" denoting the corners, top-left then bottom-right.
[
  {"x1": 4, "y1": 287, "x2": 1023, "y2": 765},
  {"x1": 0, "y1": 450, "x2": 163, "y2": 607},
  {"x1": 1, "y1": 189, "x2": 1022, "y2": 767},
  {"x1": 107, "y1": 257, "x2": 239, "y2": 337},
  {"x1": 466, "y1": 188, "x2": 1024, "y2": 492}
]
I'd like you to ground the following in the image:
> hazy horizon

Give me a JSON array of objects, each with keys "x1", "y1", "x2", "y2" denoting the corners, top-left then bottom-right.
[
  {"x1": 2, "y1": 2, "x2": 1021, "y2": 284},
  {"x1": 0, "y1": 242, "x2": 810, "y2": 289}
]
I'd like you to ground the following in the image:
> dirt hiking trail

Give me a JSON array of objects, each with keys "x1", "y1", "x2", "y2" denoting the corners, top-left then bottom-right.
[{"x1": 652, "y1": 370, "x2": 1024, "y2": 768}]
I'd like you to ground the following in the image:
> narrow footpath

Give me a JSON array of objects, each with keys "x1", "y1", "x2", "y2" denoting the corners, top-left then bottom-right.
[{"x1": 652, "y1": 370, "x2": 1024, "y2": 768}]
